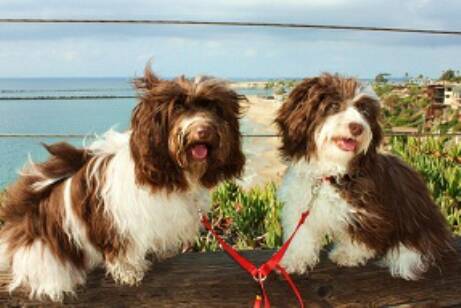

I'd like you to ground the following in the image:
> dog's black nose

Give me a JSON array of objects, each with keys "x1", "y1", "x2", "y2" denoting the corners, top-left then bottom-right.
[{"x1": 349, "y1": 122, "x2": 364, "y2": 136}]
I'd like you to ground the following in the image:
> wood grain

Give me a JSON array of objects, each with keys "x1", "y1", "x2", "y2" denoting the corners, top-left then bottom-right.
[{"x1": 0, "y1": 239, "x2": 460, "y2": 307}]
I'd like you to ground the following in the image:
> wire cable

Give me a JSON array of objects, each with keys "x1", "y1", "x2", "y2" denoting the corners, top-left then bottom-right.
[{"x1": 0, "y1": 19, "x2": 461, "y2": 36}]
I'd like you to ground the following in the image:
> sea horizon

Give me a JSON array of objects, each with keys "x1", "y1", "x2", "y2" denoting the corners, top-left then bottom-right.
[
  {"x1": 0, "y1": 76, "x2": 416, "y2": 82},
  {"x1": 0, "y1": 77, "x2": 275, "y2": 187}
]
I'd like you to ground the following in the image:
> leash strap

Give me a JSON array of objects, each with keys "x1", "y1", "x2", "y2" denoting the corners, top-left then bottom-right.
[
  {"x1": 200, "y1": 210, "x2": 309, "y2": 308},
  {"x1": 200, "y1": 214, "x2": 258, "y2": 276}
]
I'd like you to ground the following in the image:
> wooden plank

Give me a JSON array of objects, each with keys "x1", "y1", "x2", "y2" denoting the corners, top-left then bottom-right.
[{"x1": 0, "y1": 239, "x2": 460, "y2": 307}]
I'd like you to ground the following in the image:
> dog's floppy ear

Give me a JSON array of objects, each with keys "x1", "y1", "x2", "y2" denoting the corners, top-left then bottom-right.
[
  {"x1": 130, "y1": 65, "x2": 187, "y2": 192},
  {"x1": 197, "y1": 80, "x2": 246, "y2": 187},
  {"x1": 275, "y1": 78, "x2": 321, "y2": 160},
  {"x1": 368, "y1": 98, "x2": 384, "y2": 151}
]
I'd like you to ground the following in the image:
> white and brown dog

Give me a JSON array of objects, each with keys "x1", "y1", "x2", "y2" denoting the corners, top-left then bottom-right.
[
  {"x1": 275, "y1": 74, "x2": 453, "y2": 280},
  {"x1": 0, "y1": 66, "x2": 245, "y2": 301}
]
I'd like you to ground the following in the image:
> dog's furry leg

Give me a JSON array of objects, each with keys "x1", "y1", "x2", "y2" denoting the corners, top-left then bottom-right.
[
  {"x1": 105, "y1": 247, "x2": 151, "y2": 286},
  {"x1": 281, "y1": 225, "x2": 324, "y2": 274},
  {"x1": 380, "y1": 243, "x2": 428, "y2": 280},
  {"x1": 329, "y1": 235, "x2": 376, "y2": 267},
  {"x1": 9, "y1": 241, "x2": 86, "y2": 302}
]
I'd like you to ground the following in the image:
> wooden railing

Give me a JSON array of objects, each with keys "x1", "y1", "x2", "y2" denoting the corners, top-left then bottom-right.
[{"x1": 1, "y1": 238, "x2": 459, "y2": 307}]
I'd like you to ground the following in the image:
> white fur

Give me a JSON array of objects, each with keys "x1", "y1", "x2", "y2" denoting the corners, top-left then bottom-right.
[
  {"x1": 20, "y1": 155, "x2": 66, "y2": 192},
  {"x1": 315, "y1": 105, "x2": 372, "y2": 169},
  {"x1": 93, "y1": 131, "x2": 211, "y2": 284},
  {"x1": 380, "y1": 243, "x2": 427, "y2": 280},
  {"x1": 5, "y1": 130, "x2": 212, "y2": 300},
  {"x1": 329, "y1": 233, "x2": 376, "y2": 267},
  {"x1": 9, "y1": 241, "x2": 86, "y2": 302},
  {"x1": 178, "y1": 113, "x2": 211, "y2": 133},
  {"x1": 0, "y1": 242, "x2": 9, "y2": 271},
  {"x1": 63, "y1": 178, "x2": 103, "y2": 269},
  {"x1": 279, "y1": 160, "x2": 362, "y2": 273},
  {"x1": 279, "y1": 89, "x2": 424, "y2": 279},
  {"x1": 280, "y1": 90, "x2": 377, "y2": 274},
  {"x1": 98, "y1": 132, "x2": 211, "y2": 253}
]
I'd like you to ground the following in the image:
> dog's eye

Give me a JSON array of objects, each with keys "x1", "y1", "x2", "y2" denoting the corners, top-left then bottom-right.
[
  {"x1": 173, "y1": 104, "x2": 184, "y2": 113},
  {"x1": 355, "y1": 97, "x2": 378, "y2": 118},
  {"x1": 209, "y1": 104, "x2": 224, "y2": 118},
  {"x1": 326, "y1": 103, "x2": 340, "y2": 113},
  {"x1": 361, "y1": 108, "x2": 370, "y2": 117},
  {"x1": 355, "y1": 103, "x2": 372, "y2": 117},
  {"x1": 197, "y1": 100, "x2": 224, "y2": 117},
  {"x1": 196, "y1": 99, "x2": 213, "y2": 109}
]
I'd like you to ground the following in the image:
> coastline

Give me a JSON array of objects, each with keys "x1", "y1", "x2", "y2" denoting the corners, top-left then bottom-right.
[{"x1": 239, "y1": 95, "x2": 286, "y2": 188}]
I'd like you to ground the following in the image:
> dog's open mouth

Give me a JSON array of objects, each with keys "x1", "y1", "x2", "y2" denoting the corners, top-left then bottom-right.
[
  {"x1": 189, "y1": 143, "x2": 210, "y2": 161},
  {"x1": 333, "y1": 137, "x2": 358, "y2": 152}
]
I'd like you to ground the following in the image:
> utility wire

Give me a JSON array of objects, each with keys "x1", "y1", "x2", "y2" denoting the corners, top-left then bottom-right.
[
  {"x1": 0, "y1": 19, "x2": 461, "y2": 36},
  {"x1": 0, "y1": 19, "x2": 460, "y2": 139}
]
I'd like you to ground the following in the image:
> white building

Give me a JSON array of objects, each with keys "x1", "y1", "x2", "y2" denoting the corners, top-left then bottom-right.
[
  {"x1": 444, "y1": 84, "x2": 461, "y2": 109},
  {"x1": 428, "y1": 83, "x2": 461, "y2": 109}
]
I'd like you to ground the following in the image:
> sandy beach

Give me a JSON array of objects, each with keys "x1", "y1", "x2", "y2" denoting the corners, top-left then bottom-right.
[
  {"x1": 238, "y1": 95, "x2": 287, "y2": 188},
  {"x1": 230, "y1": 81, "x2": 267, "y2": 90}
]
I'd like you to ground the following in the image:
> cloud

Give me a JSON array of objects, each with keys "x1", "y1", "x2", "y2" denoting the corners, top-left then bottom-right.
[{"x1": 0, "y1": 0, "x2": 460, "y2": 78}]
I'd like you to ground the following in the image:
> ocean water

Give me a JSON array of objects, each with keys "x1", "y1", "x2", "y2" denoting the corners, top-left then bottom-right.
[{"x1": 0, "y1": 78, "x2": 272, "y2": 187}]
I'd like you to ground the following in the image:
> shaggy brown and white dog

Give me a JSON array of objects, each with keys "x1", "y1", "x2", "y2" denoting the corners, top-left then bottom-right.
[
  {"x1": 0, "y1": 66, "x2": 245, "y2": 301},
  {"x1": 275, "y1": 74, "x2": 453, "y2": 280}
]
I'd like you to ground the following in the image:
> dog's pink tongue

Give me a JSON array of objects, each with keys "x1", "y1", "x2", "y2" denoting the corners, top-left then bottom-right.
[
  {"x1": 191, "y1": 144, "x2": 208, "y2": 160},
  {"x1": 338, "y1": 138, "x2": 357, "y2": 152}
]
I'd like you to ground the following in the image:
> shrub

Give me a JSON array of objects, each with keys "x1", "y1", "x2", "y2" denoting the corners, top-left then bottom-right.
[
  {"x1": 1, "y1": 142, "x2": 459, "y2": 249},
  {"x1": 195, "y1": 182, "x2": 283, "y2": 251},
  {"x1": 195, "y1": 136, "x2": 460, "y2": 251}
]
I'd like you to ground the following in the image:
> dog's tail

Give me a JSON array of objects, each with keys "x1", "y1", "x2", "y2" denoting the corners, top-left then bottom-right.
[{"x1": 0, "y1": 142, "x2": 91, "y2": 236}]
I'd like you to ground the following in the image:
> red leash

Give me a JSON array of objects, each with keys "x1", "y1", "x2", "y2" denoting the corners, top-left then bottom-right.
[{"x1": 200, "y1": 210, "x2": 309, "y2": 308}]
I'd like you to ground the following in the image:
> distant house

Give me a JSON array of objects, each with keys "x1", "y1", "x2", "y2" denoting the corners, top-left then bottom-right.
[
  {"x1": 427, "y1": 83, "x2": 461, "y2": 109},
  {"x1": 444, "y1": 84, "x2": 461, "y2": 109}
]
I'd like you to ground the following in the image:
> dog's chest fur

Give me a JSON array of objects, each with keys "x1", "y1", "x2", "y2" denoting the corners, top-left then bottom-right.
[
  {"x1": 278, "y1": 160, "x2": 355, "y2": 238},
  {"x1": 95, "y1": 135, "x2": 211, "y2": 257}
]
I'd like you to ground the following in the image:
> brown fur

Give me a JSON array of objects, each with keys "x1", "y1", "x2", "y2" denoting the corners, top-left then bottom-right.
[
  {"x1": 69, "y1": 155, "x2": 128, "y2": 263},
  {"x1": 337, "y1": 152, "x2": 454, "y2": 262},
  {"x1": 131, "y1": 66, "x2": 245, "y2": 191},
  {"x1": 1, "y1": 145, "x2": 129, "y2": 271},
  {"x1": 0, "y1": 143, "x2": 92, "y2": 269},
  {"x1": 275, "y1": 74, "x2": 367, "y2": 160},
  {"x1": 277, "y1": 73, "x2": 453, "y2": 268},
  {"x1": 0, "y1": 65, "x2": 245, "y2": 277}
]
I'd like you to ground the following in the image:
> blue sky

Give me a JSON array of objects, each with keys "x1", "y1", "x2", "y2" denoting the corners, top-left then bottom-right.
[{"x1": 0, "y1": 0, "x2": 460, "y2": 79}]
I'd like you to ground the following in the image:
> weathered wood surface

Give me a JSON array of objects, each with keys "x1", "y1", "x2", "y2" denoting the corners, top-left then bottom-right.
[{"x1": 1, "y1": 239, "x2": 460, "y2": 307}]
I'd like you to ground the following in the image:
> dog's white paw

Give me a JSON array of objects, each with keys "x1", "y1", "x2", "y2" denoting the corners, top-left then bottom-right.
[
  {"x1": 328, "y1": 246, "x2": 371, "y2": 267},
  {"x1": 113, "y1": 268, "x2": 145, "y2": 286},
  {"x1": 107, "y1": 260, "x2": 150, "y2": 286},
  {"x1": 281, "y1": 252, "x2": 319, "y2": 274}
]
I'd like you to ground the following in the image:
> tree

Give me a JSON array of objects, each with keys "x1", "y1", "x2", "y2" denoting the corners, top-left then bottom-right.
[
  {"x1": 274, "y1": 85, "x2": 287, "y2": 96},
  {"x1": 440, "y1": 69, "x2": 456, "y2": 81},
  {"x1": 375, "y1": 73, "x2": 391, "y2": 83},
  {"x1": 264, "y1": 81, "x2": 275, "y2": 89}
]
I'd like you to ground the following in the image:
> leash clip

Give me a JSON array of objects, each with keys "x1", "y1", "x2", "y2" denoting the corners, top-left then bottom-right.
[
  {"x1": 253, "y1": 271, "x2": 267, "y2": 283},
  {"x1": 197, "y1": 208, "x2": 205, "y2": 220}
]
